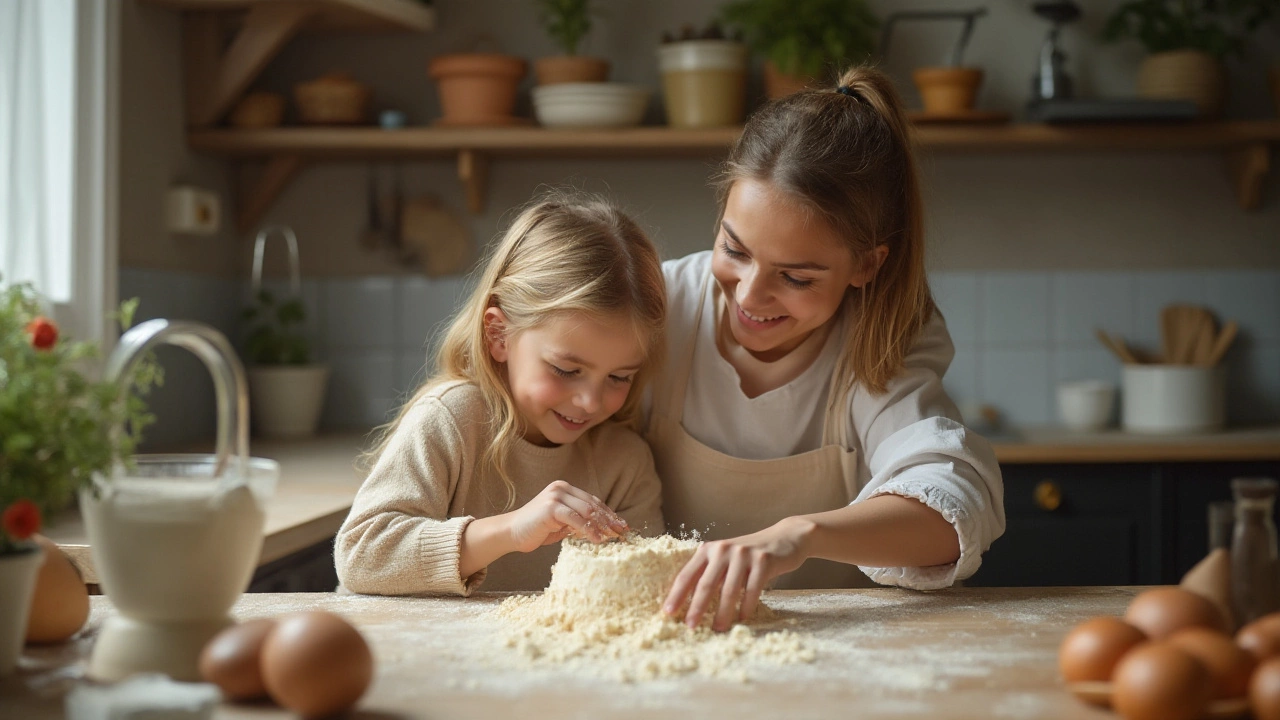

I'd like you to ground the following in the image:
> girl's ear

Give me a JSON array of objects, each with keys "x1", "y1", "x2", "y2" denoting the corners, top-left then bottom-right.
[
  {"x1": 851, "y1": 244, "x2": 889, "y2": 288},
  {"x1": 484, "y1": 307, "x2": 509, "y2": 363}
]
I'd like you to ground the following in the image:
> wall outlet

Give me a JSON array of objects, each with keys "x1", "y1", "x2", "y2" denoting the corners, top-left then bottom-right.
[{"x1": 166, "y1": 185, "x2": 220, "y2": 235}]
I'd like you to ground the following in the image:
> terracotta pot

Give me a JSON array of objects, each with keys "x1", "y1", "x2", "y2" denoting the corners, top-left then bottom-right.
[
  {"x1": 428, "y1": 53, "x2": 527, "y2": 126},
  {"x1": 535, "y1": 56, "x2": 609, "y2": 85},
  {"x1": 0, "y1": 545, "x2": 43, "y2": 676},
  {"x1": 1137, "y1": 50, "x2": 1226, "y2": 118},
  {"x1": 912, "y1": 67, "x2": 983, "y2": 114},
  {"x1": 763, "y1": 61, "x2": 817, "y2": 100}
]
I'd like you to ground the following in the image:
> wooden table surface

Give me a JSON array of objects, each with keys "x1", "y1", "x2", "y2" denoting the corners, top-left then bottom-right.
[
  {"x1": 8, "y1": 586, "x2": 1138, "y2": 719},
  {"x1": 43, "y1": 434, "x2": 369, "y2": 584}
]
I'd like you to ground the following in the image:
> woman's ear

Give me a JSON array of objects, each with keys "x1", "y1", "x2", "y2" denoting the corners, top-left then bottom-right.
[
  {"x1": 484, "y1": 307, "x2": 509, "y2": 363},
  {"x1": 851, "y1": 244, "x2": 889, "y2": 288}
]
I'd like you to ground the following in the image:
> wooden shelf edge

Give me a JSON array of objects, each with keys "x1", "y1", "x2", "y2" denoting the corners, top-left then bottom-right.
[{"x1": 140, "y1": 0, "x2": 435, "y2": 32}]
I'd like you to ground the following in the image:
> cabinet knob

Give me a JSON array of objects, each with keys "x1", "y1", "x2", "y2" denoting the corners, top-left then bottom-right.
[{"x1": 1035, "y1": 480, "x2": 1062, "y2": 512}]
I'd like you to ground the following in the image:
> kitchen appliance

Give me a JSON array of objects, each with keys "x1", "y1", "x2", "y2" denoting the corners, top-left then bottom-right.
[{"x1": 82, "y1": 320, "x2": 279, "y2": 681}]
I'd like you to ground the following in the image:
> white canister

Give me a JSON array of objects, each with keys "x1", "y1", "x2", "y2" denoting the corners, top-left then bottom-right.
[
  {"x1": 1122, "y1": 365, "x2": 1225, "y2": 434},
  {"x1": 657, "y1": 40, "x2": 747, "y2": 128}
]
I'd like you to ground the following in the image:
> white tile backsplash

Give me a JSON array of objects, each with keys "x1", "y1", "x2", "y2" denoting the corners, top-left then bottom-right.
[
  {"x1": 123, "y1": 267, "x2": 1280, "y2": 437},
  {"x1": 981, "y1": 273, "x2": 1050, "y2": 349}
]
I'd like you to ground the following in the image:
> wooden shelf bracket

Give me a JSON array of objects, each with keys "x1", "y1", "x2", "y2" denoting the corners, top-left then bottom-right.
[
  {"x1": 237, "y1": 155, "x2": 306, "y2": 234},
  {"x1": 1227, "y1": 143, "x2": 1271, "y2": 210},
  {"x1": 457, "y1": 150, "x2": 489, "y2": 215},
  {"x1": 183, "y1": 5, "x2": 316, "y2": 128}
]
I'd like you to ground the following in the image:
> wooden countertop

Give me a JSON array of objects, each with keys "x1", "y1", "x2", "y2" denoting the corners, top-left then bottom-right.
[
  {"x1": 991, "y1": 425, "x2": 1280, "y2": 464},
  {"x1": 8, "y1": 586, "x2": 1137, "y2": 719},
  {"x1": 43, "y1": 434, "x2": 370, "y2": 584}
]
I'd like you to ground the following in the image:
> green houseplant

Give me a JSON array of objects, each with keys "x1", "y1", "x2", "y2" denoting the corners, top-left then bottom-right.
[
  {"x1": 0, "y1": 281, "x2": 158, "y2": 674},
  {"x1": 1102, "y1": 0, "x2": 1277, "y2": 116},
  {"x1": 534, "y1": 0, "x2": 609, "y2": 85},
  {"x1": 720, "y1": 0, "x2": 879, "y2": 99}
]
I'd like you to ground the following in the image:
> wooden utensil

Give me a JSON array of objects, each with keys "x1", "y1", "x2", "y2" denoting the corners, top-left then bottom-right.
[
  {"x1": 1095, "y1": 329, "x2": 1138, "y2": 364},
  {"x1": 1205, "y1": 321, "x2": 1239, "y2": 367}
]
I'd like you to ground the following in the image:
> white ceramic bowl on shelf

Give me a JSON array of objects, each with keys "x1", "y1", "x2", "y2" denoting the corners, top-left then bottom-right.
[{"x1": 531, "y1": 82, "x2": 650, "y2": 128}]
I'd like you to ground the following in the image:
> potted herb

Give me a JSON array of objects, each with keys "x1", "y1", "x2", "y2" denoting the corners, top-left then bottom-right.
[
  {"x1": 657, "y1": 22, "x2": 749, "y2": 128},
  {"x1": 720, "y1": 0, "x2": 878, "y2": 99},
  {"x1": 1102, "y1": 0, "x2": 1277, "y2": 117},
  {"x1": 534, "y1": 0, "x2": 609, "y2": 85},
  {"x1": 242, "y1": 227, "x2": 329, "y2": 438},
  {"x1": 0, "y1": 281, "x2": 158, "y2": 674}
]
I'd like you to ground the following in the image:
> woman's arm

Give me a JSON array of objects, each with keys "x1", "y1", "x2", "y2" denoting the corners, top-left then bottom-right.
[{"x1": 663, "y1": 495, "x2": 958, "y2": 631}]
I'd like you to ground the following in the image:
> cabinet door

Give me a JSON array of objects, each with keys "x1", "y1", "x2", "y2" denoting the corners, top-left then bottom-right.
[
  {"x1": 967, "y1": 464, "x2": 1161, "y2": 587},
  {"x1": 1170, "y1": 461, "x2": 1280, "y2": 581}
]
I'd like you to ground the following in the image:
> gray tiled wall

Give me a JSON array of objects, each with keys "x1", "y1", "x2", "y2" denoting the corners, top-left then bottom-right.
[{"x1": 122, "y1": 267, "x2": 1280, "y2": 440}]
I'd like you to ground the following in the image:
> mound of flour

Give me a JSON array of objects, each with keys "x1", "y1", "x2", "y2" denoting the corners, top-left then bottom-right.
[{"x1": 494, "y1": 535, "x2": 815, "y2": 682}]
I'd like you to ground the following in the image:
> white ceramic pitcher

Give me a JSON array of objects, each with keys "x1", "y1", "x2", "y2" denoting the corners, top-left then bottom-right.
[{"x1": 81, "y1": 319, "x2": 279, "y2": 681}]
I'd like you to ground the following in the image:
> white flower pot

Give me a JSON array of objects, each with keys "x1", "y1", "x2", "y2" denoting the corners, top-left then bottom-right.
[
  {"x1": 0, "y1": 545, "x2": 45, "y2": 676},
  {"x1": 248, "y1": 364, "x2": 330, "y2": 438}
]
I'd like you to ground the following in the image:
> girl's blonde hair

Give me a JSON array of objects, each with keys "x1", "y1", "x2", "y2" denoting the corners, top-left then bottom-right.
[
  {"x1": 716, "y1": 65, "x2": 935, "y2": 399},
  {"x1": 363, "y1": 192, "x2": 666, "y2": 509}
]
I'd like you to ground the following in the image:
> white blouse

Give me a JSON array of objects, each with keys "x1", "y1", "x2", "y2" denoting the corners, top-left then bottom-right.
[{"x1": 657, "y1": 251, "x2": 1006, "y2": 590}]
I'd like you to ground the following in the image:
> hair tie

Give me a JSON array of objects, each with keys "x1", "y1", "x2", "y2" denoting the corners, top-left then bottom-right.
[{"x1": 836, "y1": 85, "x2": 863, "y2": 103}]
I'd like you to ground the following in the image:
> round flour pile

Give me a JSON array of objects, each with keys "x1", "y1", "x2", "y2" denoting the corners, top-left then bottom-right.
[{"x1": 494, "y1": 535, "x2": 815, "y2": 682}]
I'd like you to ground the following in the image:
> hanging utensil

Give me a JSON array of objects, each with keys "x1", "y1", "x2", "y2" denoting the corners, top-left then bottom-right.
[
  {"x1": 358, "y1": 164, "x2": 382, "y2": 251},
  {"x1": 387, "y1": 162, "x2": 407, "y2": 262},
  {"x1": 1205, "y1": 321, "x2": 1239, "y2": 367}
]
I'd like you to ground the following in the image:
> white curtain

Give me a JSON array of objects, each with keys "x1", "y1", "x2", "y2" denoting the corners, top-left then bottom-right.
[{"x1": 0, "y1": 0, "x2": 75, "y2": 302}]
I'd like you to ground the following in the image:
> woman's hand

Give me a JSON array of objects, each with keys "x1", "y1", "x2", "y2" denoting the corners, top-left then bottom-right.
[
  {"x1": 662, "y1": 517, "x2": 815, "y2": 631},
  {"x1": 506, "y1": 480, "x2": 629, "y2": 553}
]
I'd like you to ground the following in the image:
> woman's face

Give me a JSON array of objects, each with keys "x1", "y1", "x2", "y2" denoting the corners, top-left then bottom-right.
[{"x1": 711, "y1": 178, "x2": 882, "y2": 361}]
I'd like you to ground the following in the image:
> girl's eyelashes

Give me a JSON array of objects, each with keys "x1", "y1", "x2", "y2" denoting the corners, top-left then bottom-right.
[
  {"x1": 549, "y1": 364, "x2": 578, "y2": 378},
  {"x1": 609, "y1": 374, "x2": 634, "y2": 385}
]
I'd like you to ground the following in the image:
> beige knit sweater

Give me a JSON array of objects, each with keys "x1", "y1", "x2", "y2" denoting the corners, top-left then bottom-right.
[{"x1": 334, "y1": 380, "x2": 664, "y2": 596}]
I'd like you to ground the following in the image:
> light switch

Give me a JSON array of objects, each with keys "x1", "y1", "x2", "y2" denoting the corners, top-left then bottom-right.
[{"x1": 166, "y1": 185, "x2": 221, "y2": 235}]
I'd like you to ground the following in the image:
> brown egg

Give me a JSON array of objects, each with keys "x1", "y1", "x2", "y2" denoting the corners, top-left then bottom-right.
[
  {"x1": 199, "y1": 618, "x2": 278, "y2": 701},
  {"x1": 1113, "y1": 642, "x2": 1213, "y2": 720},
  {"x1": 1250, "y1": 657, "x2": 1280, "y2": 720},
  {"x1": 1166, "y1": 627, "x2": 1256, "y2": 698},
  {"x1": 1238, "y1": 613, "x2": 1280, "y2": 661},
  {"x1": 25, "y1": 535, "x2": 90, "y2": 644},
  {"x1": 1059, "y1": 616, "x2": 1147, "y2": 683},
  {"x1": 261, "y1": 611, "x2": 373, "y2": 718},
  {"x1": 1123, "y1": 587, "x2": 1228, "y2": 640}
]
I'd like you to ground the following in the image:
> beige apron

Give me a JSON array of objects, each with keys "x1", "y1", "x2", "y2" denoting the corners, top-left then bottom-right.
[{"x1": 645, "y1": 271, "x2": 873, "y2": 589}]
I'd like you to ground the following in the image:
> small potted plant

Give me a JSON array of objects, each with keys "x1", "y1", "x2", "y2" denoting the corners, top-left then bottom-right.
[
  {"x1": 242, "y1": 226, "x2": 328, "y2": 438},
  {"x1": 1103, "y1": 0, "x2": 1276, "y2": 117},
  {"x1": 428, "y1": 50, "x2": 526, "y2": 126},
  {"x1": 720, "y1": 0, "x2": 878, "y2": 99},
  {"x1": 534, "y1": 0, "x2": 609, "y2": 85},
  {"x1": 0, "y1": 282, "x2": 157, "y2": 675}
]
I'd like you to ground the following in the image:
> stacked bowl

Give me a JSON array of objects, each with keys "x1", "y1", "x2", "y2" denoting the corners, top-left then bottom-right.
[{"x1": 531, "y1": 82, "x2": 649, "y2": 128}]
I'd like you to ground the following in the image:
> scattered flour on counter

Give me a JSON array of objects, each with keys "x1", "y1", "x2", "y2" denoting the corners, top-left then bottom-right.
[{"x1": 492, "y1": 535, "x2": 816, "y2": 683}]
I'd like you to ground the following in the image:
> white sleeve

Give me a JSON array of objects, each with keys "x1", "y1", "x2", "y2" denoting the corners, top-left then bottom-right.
[{"x1": 848, "y1": 313, "x2": 1006, "y2": 590}]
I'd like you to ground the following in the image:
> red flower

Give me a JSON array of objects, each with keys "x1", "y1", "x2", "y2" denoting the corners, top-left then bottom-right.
[
  {"x1": 25, "y1": 316, "x2": 58, "y2": 350},
  {"x1": 2, "y1": 499, "x2": 41, "y2": 540}
]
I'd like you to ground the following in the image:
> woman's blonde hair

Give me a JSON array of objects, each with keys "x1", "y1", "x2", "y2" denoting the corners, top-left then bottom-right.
[
  {"x1": 716, "y1": 65, "x2": 935, "y2": 399},
  {"x1": 363, "y1": 192, "x2": 666, "y2": 509}
]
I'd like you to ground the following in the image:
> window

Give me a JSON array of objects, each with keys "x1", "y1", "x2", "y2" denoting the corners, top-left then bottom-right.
[{"x1": 0, "y1": 0, "x2": 118, "y2": 346}]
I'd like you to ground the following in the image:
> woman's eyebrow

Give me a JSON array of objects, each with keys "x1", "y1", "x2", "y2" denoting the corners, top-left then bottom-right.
[{"x1": 721, "y1": 221, "x2": 829, "y2": 272}]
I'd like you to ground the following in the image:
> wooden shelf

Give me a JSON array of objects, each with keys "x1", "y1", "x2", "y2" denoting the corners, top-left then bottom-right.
[
  {"x1": 139, "y1": 0, "x2": 435, "y2": 32},
  {"x1": 186, "y1": 122, "x2": 1280, "y2": 231}
]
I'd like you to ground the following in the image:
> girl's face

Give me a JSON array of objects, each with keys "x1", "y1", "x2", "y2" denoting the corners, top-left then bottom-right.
[
  {"x1": 712, "y1": 178, "x2": 885, "y2": 361},
  {"x1": 486, "y1": 310, "x2": 646, "y2": 447}
]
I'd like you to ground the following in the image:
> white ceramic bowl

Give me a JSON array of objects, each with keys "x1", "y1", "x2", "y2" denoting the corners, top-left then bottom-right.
[
  {"x1": 1056, "y1": 380, "x2": 1116, "y2": 432},
  {"x1": 532, "y1": 82, "x2": 650, "y2": 128},
  {"x1": 1122, "y1": 365, "x2": 1225, "y2": 434}
]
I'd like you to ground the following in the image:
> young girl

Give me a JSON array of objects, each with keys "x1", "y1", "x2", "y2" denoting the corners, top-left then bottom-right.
[
  {"x1": 652, "y1": 67, "x2": 1006, "y2": 630},
  {"x1": 335, "y1": 194, "x2": 666, "y2": 596}
]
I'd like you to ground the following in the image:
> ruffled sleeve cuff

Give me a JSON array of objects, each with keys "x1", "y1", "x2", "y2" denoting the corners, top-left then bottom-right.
[
  {"x1": 857, "y1": 481, "x2": 980, "y2": 591},
  {"x1": 417, "y1": 516, "x2": 487, "y2": 596}
]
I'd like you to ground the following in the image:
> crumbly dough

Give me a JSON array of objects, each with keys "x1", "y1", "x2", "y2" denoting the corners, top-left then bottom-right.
[{"x1": 494, "y1": 535, "x2": 815, "y2": 682}]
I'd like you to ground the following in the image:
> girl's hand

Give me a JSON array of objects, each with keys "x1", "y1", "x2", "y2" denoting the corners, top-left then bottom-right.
[
  {"x1": 506, "y1": 480, "x2": 629, "y2": 554},
  {"x1": 661, "y1": 518, "x2": 814, "y2": 632}
]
